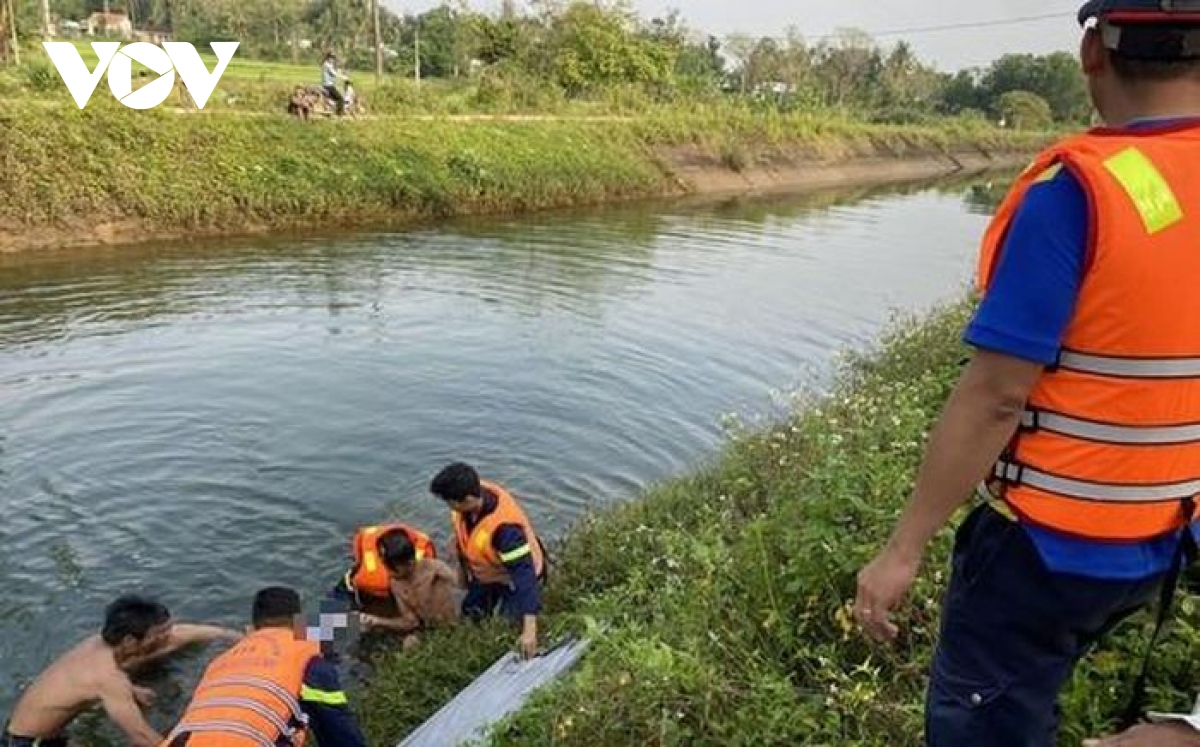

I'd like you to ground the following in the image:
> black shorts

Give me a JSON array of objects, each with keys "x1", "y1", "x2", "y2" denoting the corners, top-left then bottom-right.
[{"x1": 1, "y1": 729, "x2": 68, "y2": 747}]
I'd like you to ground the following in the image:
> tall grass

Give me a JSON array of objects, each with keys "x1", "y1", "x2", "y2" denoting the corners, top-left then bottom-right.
[
  {"x1": 360, "y1": 302, "x2": 1200, "y2": 746},
  {"x1": 0, "y1": 104, "x2": 1047, "y2": 246}
]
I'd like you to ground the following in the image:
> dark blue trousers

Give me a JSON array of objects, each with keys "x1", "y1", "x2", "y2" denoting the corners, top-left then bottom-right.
[
  {"x1": 926, "y1": 504, "x2": 1164, "y2": 746},
  {"x1": 461, "y1": 581, "x2": 521, "y2": 621}
]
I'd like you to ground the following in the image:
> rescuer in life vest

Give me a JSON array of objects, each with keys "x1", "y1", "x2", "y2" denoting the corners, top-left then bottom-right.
[
  {"x1": 357, "y1": 529, "x2": 464, "y2": 650},
  {"x1": 335, "y1": 522, "x2": 438, "y2": 609},
  {"x1": 854, "y1": 1, "x2": 1200, "y2": 744},
  {"x1": 163, "y1": 586, "x2": 367, "y2": 747},
  {"x1": 430, "y1": 462, "x2": 547, "y2": 660}
]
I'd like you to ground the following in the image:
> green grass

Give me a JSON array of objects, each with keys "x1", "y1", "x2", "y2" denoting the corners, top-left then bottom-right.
[
  {"x1": 59, "y1": 39, "x2": 345, "y2": 86},
  {"x1": 0, "y1": 104, "x2": 1048, "y2": 247},
  {"x1": 358, "y1": 302, "x2": 1200, "y2": 746}
]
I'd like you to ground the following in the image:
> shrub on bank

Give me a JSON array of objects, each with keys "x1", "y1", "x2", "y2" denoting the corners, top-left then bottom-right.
[
  {"x1": 360, "y1": 302, "x2": 1200, "y2": 746},
  {"x1": 0, "y1": 107, "x2": 1049, "y2": 243}
]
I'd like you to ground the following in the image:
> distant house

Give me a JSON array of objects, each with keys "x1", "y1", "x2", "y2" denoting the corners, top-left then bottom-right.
[{"x1": 86, "y1": 11, "x2": 133, "y2": 39}]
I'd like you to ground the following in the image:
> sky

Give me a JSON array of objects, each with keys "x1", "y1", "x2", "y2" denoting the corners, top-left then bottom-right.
[{"x1": 383, "y1": 0, "x2": 1086, "y2": 71}]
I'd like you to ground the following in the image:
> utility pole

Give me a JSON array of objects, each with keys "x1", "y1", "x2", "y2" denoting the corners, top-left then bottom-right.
[
  {"x1": 40, "y1": 0, "x2": 51, "y2": 39},
  {"x1": 371, "y1": 0, "x2": 382, "y2": 85},
  {"x1": 5, "y1": 0, "x2": 18, "y2": 65},
  {"x1": 414, "y1": 19, "x2": 420, "y2": 85}
]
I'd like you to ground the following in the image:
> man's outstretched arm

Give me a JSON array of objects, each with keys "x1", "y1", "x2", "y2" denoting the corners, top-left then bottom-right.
[
  {"x1": 123, "y1": 623, "x2": 242, "y2": 670},
  {"x1": 854, "y1": 349, "x2": 1044, "y2": 642}
]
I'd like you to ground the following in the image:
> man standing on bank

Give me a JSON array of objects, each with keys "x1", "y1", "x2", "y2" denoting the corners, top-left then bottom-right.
[
  {"x1": 431, "y1": 463, "x2": 547, "y2": 660},
  {"x1": 854, "y1": 2, "x2": 1200, "y2": 745}
]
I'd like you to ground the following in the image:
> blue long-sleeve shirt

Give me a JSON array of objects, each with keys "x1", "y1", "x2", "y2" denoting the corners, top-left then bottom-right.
[{"x1": 301, "y1": 656, "x2": 368, "y2": 747}]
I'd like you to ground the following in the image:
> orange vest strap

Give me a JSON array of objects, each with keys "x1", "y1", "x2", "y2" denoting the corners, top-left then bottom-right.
[
  {"x1": 185, "y1": 698, "x2": 297, "y2": 739},
  {"x1": 168, "y1": 721, "x2": 277, "y2": 747},
  {"x1": 200, "y1": 676, "x2": 307, "y2": 725},
  {"x1": 1058, "y1": 349, "x2": 1200, "y2": 379},
  {"x1": 1021, "y1": 409, "x2": 1200, "y2": 446},
  {"x1": 996, "y1": 460, "x2": 1200, "y2": 504}
]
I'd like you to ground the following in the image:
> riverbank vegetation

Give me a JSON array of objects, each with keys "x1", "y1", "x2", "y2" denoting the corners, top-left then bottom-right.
[
  {"x1": 0, "y1": 106, "x2": 1047, "y2": 249},
  {"x1": 0, "y1": 0, "x2": 1072, "y2": 248},
  {"x1": 358, "y1": 302, "x2": 1200, "y2": 746}
]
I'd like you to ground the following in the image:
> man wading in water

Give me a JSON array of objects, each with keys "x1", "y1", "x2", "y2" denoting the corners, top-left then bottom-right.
[{"x1": 5, "y1": 595, "x2": 239, "y2": 747}]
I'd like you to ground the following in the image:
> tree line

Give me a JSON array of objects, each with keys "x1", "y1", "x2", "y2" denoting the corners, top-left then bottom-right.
[{"x1": 4, "y1": 0, "x2": 1090, "y2": 126}]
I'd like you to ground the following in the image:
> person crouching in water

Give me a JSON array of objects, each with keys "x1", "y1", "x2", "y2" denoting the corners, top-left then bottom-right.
[
  {"x1": 164, "y1": 586, "x2": 367, "y2": 747},
  {"x1": 5, "y1": 595, "x2": 240, "y2": 747},
  {"x1": 358, "y1": 530, "x2": 464, "y2": 649},
  {"x1": 430, "y1": 462, "x2": 547, "y2": 659}
]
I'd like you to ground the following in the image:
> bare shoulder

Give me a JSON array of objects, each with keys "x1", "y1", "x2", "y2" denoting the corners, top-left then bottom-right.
[
  {"x1": 29, "y1": 636, "x2": 116, "y2": 701},
  {"x1": 428, "y1": 558, "x2": 458, "y2": 580}
]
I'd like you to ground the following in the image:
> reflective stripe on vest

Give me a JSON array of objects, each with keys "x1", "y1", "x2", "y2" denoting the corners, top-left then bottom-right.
[
  {"x1": 499, "y1": 543, "x2": 532, "y2": 563},
  {"x1": 299, "y1": 684, "x2": 348, "y2": 706},
  {"x1": 1022, "y1": 410, "x2": 1200, "y2": 445},
  {"x1": 975, "y1": 129, "x2": 1200, "y2": 540},
  {"x1": 1059, "y1": 350, "x2": 1200, "y2": 379},
  {"x1": 202, "y1": 676, "x2": 308, "y2": 726},
  {"x1": 454, "y1": 481, "x2": 544, "y2": 585},
  {"x1": 168, "y1": 720, "x2": 277, "y2": 747},
  {"x1": 1103, "y1": 147, "x2": 1185, "y2": 234},
  {"x1": 187, "y1": 697, "x2": 296, "y2": 739},
  {"x1": 363, "y1": 526, "x2": 381, "y2": 574},
  {"x1": 996, "y1": 460, "x2": 1200, "y2": 503}
]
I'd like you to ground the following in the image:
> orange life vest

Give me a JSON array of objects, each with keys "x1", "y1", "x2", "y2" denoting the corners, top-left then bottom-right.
[
  {"x1": 452, "y1": 480, "x2": 545, "y2": 586},
  {"x1": 164, "y1": 627, "x2": 319, "y2": 747},
  {"x1": 347, "y1": 523, "x2": 436, "y2": 599},
  {"x1": 978, "y1": 123, "x2": 1200, "y2": 541}
]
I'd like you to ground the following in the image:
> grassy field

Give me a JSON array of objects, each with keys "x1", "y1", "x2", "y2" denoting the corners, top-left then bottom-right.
[
  {"x1": 357, "y1": 302, "x2": 1200, "y2": 746},
  {"x1": 58, "y1": 39, "x2": 359, "y2": 86},
  {"x1": 0, "y1": 103, "x2": 1049, "y2": 250}
]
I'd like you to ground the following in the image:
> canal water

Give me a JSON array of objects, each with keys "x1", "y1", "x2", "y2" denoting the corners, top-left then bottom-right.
[{"x1": 0, "y1": 176, "x2": 1002, "y2": 730}]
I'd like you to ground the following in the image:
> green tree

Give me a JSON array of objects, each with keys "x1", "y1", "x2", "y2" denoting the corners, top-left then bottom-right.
[
  {"x1": 998, "y1": 89, "x2": 1054, "y2": 130},
  {"x1": 814, "y1": 28, "x2": 882, "y2": 108},
  {"x1": 983, "y1": 52, "x2": 1090, "y2": 123},
  {"x1": 542, "y1": 1, "x2": 675, "y2": 96},
  {"x1": 674, "y1": 33, "x2": 723, "y2": 85},
  {"x1": 937, "y1": 69, "x2": 987, "y2": 115}
]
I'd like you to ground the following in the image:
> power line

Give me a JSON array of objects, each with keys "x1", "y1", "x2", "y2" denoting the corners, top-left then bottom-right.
[
  {"x1": 799, "y1": 10, "x2": 1075, "y2": 44},
  {"x1": 871, "y1": 11, "x2": 1070, "y2": 38}
]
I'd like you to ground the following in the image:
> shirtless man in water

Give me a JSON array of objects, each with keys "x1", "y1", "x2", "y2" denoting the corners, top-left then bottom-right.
[
  {"x1": 5, "y1": 595, "x2": 241, "y2": 747},
  {"x1": 359, "y1": 530, "x2": 463, "y2": 649}
]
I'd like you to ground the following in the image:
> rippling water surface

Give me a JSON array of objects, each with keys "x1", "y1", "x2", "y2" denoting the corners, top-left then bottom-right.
[{"x1": 0, "y1": 178, "x2": 1001, "y2": 727}]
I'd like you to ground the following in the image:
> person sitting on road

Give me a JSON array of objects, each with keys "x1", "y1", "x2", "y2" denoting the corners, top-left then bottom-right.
[
  {"x1": 288, "y1": 85, "x2": 311, "y2": 121},
  {"x1": 358, "y1": 529, "x2": 464, "y2": 650},
  {"x1": 4, "y1": 595, "x2": 240, "y2": 747}
]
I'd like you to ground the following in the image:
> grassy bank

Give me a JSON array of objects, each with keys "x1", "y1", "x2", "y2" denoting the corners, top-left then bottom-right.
[
  {"x1": 0, "y1": 105, "x2": 1048, "y2": 251},
  {"x1": 359, "y1": 302, "x2": 1200, "y2": 746}
]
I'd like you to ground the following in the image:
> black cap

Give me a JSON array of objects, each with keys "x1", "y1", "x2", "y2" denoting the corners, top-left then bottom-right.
[
  {"x1": 1079, "y1": 0, "x2": 1200, "y2": 26},
  {"x1": 1079, "y1": 0, "x2": 1200, "y2": 59}
]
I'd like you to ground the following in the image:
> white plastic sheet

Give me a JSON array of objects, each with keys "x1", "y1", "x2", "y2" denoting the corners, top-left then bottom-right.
[{"x1": 399, "y1": 637, "x2": 590, "y2": 747}]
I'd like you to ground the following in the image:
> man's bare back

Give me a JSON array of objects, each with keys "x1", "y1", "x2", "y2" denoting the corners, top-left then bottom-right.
[
  {"x1": 391, "y1": 557, "x2": 464, "y2": 629},
  {"x1": 6, "y1": 635, "x2": 156, "y2": 746},
  {"x1": 7, "y1": 620, "x2": 238, "y2": 747}
]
